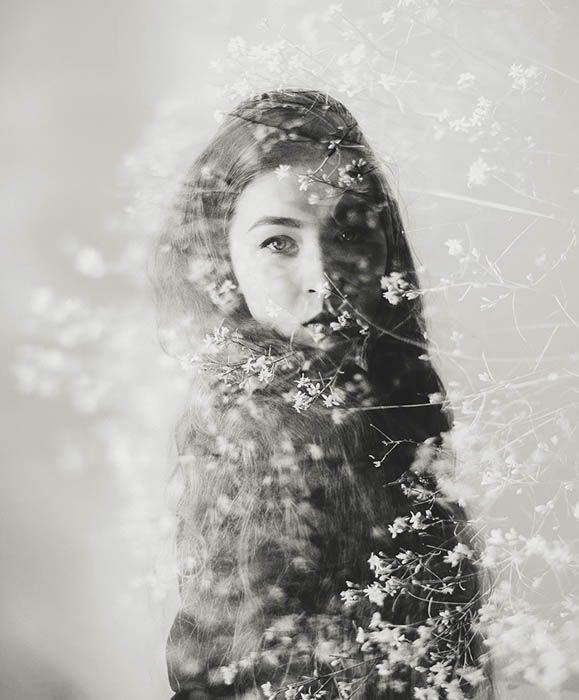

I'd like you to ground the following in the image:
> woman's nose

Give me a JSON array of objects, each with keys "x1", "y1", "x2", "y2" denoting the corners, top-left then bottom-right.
[{"x1": 301, "y1": 243, "x2": 328, "y2": 296}]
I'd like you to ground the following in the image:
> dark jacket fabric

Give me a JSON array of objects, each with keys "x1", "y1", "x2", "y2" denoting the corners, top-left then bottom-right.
[{"x1": 165, "y1": 358, "x2": 484, "y2": 699}]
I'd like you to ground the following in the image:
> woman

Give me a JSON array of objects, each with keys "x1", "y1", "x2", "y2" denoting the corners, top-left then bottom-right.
[{"x1": 154, "y1": 90, "x2": 490, "y2": 699}]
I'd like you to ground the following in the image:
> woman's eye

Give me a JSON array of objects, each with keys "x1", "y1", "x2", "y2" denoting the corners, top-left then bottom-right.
[
  {"x1": 339, "y1": 229, "x2": 363, "y2": 243},
  {"x1": 261, "y1": 235, "x2": 298, "y2": 255}
]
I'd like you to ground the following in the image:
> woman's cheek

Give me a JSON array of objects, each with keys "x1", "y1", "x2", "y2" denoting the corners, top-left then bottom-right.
[
  {"x1": 348, "y1": 275, "x2": 383, "y2": 317},
  {"x1": 266, "y1": 272, "x2": 300, "y2": 314},
  {"x1": 256, "y1": 256, "x2": 294, "y2": 296}
]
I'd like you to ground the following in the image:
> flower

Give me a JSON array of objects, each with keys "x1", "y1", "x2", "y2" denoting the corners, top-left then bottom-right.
[
  {"x1": 445, "y1": 239, "x2": 463, "y2": 256},
  {"x1": 337, "y1": 158, "x2": 367, "y2": 188},
  {"x1": 467, "y1": 156, "x2": 492, "y2": 188},
  {"x1": 443, "y1": 543, "x2": 473, "y2": 567},
  {"x1": 307, "y1": 443, "x2": 324, "y2": 460},
  {"x1": 341, "y1": 587, "x2": 361, "y2": 607},
  {"x1": 275, "y1": 164, "x2": 291, "y2": 180},
  {"x1": 388, "y1": 516, "x2": 409, "y2": 538},
  {"x1": 265, "y1": 298, "x2": 282, "y2": 319},
  {"x1": 365, "y1": 582, "x2": 387, "y2": 606},
  {"x1": 509, "y1": 63, "x2": 541, "y2": 92},
  {"x1": 396, "y1": 550, "x2": 415, "y2": 564},
  {"x1": 457, "y1": 666, "x2": 486, "y2": 687},
  {"x1": 219, "y1": 663, "x2": 238, "y2": 685},
  {"x1": 306, "y1": 381, "x2": 321, "y2": 396},
  {"x1": 203, "y1": 325, "x2": 232, "y2": 351},
  {"x1": 261, "y1": 682, "x2": 274, "y2": 698},
  {"x1": 312, "y1": 280, "x2": 332, "y2": 299},
  {"x1": 380, "y1": 272, "x2": 416, "y2": 305},
  {"x1": 297, "y1": 171, "x2": 314, "y2": 191},
  {"x1": 457, "y1": 72, "x2": 476, "y2": 89},
  {"x1": 409, "y1": 511, "x2": 427, "y2": 530},
  {"x1": 331, "y1": 310, "x2": 351, "y2": 329},
  {"x1": 414, "y1": 686, "x2": 441, "y2": 700},
  {"x1": 322, "y1": 388, "x2": 342, "y2": 407},
  {"x1": 293, "y1": 391, "x2": 314, "y2": 413},
  {"x1": 258, "y1": 366, "x2": 274, "y2": 383}
]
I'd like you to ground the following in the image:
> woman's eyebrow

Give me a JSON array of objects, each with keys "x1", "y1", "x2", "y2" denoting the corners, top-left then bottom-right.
[{"x1": 248, "y1": 216, "x2": 303, "y2": 231}]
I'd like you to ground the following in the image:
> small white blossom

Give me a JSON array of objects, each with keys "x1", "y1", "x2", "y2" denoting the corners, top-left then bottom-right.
[
  {"x1": 380, "y1": 272, "x2": 415, "y2": 305},
  {"x1": 445, "y1": 239, "x2": 464, "y2": 256},
  {"x1": 388, "y1": 516, "x2": 410, "y2": 538},
  {"x1": 341, "y1": 587, "x2": 361, "y2": 607},
  {"x1": 396, "y1": 550, "x2": 414, "y2": 564},
  {"x1": 312, "y1": 280, "x2": 332, "y2": 299},
  {"x1": 261, "y1": 682, "x2": 274, "y2": 698},
  {"x1": 337, "y1": 158, "x2": 367, "y2": 188},
  {"x1": 467, "y1": 156, "x2": 492, "y2": 188},
  {"x1": 203, "y1": 325, "x2": 233, "y2": 351},
  {"x1": 265, "y1": 298, "x2": 282, "y2": 318},
  {"x1": 322, "y1": 387, "x2": 343, "y2": 407},
  {"x1": 365, "y1": 582, "x2": 387, "y2": 606},
  {"x1": 297, "y1": 171, "x2": 314, "y2": 191},
  {"x1": 457, "y1": 666, "x2": 486, "y2": 687},
  {"x1": 307, "y1": 443, "x2": 324, "y2": 460},
  {"x1": 275, "y1": 164, "x2": 291, "y2": 180},
  {"x1": 457, "y1": 72, "x2": 476, "y2": 89},
  {"x1": 409, "y1": 511, "x2": 427, "y2": 531},
  {"x1": 220, "y1": 663, "x2": 238, "y2": 685},
  {"x1": 293, "y1": 390, "x2": 314, "y2": 413},
  {"x1": 509, "y1": 63, "x2": 541, "y2": 92},
  {"x1": 414, "y1": 686, "x2": 440, "y2": 700},
  {"x1": 444, "y1": 543, "x2": 473, "y2": 567}
]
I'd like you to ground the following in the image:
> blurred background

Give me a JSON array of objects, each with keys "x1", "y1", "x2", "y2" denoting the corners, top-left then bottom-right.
[{"x1": 2, "y1": 1, "x2": 578, "y2": 698}]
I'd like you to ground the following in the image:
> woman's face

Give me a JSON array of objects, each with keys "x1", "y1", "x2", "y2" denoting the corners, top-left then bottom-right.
[{"x1": 228, "y1": 159, "x2": 388, "y2": 348}]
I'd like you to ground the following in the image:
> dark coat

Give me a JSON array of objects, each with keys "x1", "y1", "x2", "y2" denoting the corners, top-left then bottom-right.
[{"x1": 165, "y1": 354, "x2": 485, "y2": 700}]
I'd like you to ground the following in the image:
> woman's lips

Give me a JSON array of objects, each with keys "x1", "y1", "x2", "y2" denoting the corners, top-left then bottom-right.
[{"x1": 302, "y1": 311, "x2": 337, "y2": 328}]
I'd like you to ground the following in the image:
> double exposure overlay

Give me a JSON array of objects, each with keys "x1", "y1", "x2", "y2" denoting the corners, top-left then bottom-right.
[{"x1": 9, "y1": 2, "x2": 578, "y2": 699}]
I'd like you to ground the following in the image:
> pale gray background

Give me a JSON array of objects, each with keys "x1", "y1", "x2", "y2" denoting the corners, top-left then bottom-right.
[{"x1": 2, "y1": 2, "x2": 577, "y2": 699}]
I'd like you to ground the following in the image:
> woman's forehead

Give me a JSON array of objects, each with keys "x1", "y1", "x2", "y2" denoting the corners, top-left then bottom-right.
[{"x1": 235, "y1": 165, "x2": 375, "y2": 225}]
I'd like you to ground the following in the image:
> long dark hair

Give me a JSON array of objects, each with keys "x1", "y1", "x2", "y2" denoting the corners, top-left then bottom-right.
[
  {"x1": 154, "y1": 88, "x2": 451, "y2": 439},
  {"x1": 155, "y1": 90, "x2": 487, "y2": 699}
]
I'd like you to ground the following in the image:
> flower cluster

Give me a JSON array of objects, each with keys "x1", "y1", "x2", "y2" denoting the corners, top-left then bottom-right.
[
  {"x1": 339, "y1": 504, "x2": 488, "y2": 699},
  {"x1": 337, "y1": 158, "x2": 367, "y2": 189},
  {"x1": 379, "y1": 272, "x2": 420, "y2": 305},
  {"x1": 241, "y1": 354, "x2": 275, "y2": 384},
  {"x1": 448, "y1": 96, "x2": 493, "y2": 134},
  {"x1": 202, "y1": 324, "x2": 242, "y2": 353},
  {"x1": 292, "y1": 374, "x2": 344, "y2": 413},
  {"x1": 508, "y1": 63, "x2": 542, "y2": 92},
  {"x1": 187, "y1": 257, "x2": 240, "y2": 313},
  {"x1": 12, "y1": 3, "x2": 578, "y2": 699}
]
